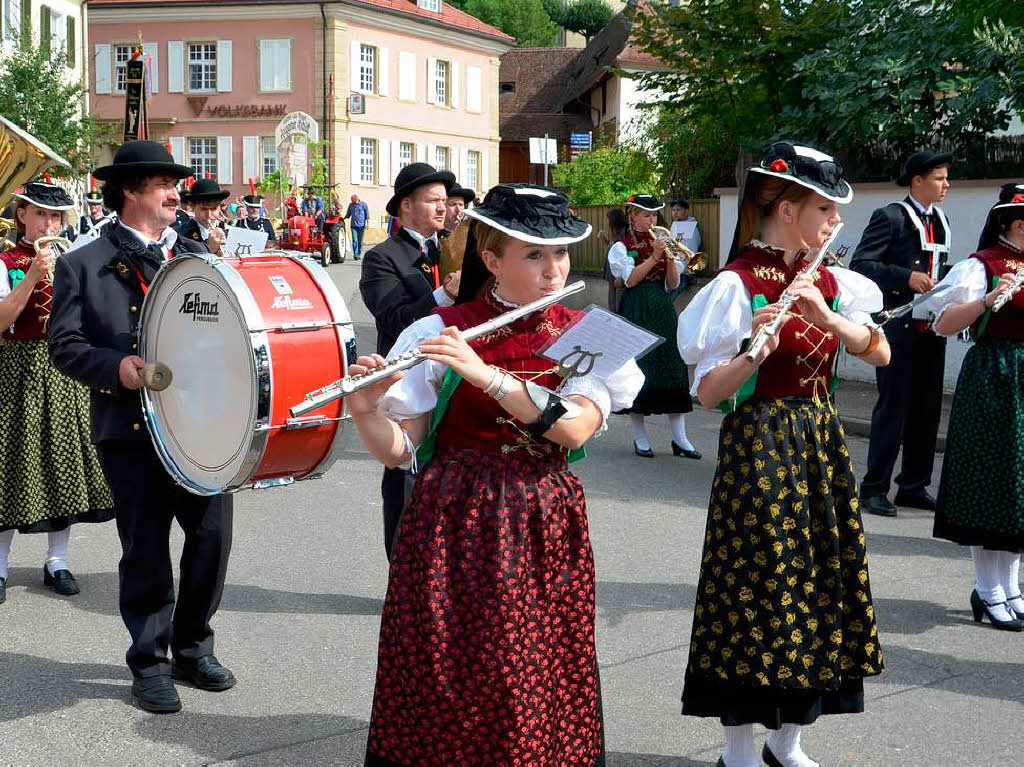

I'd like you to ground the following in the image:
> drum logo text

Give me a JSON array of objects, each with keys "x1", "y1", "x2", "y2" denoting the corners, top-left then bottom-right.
[
  {"x1": 271, "y1": 295, "x2": 313, "y2": 311},
  {"x1": 179, "y1": 292, "x2": 220, "y2": 323}
]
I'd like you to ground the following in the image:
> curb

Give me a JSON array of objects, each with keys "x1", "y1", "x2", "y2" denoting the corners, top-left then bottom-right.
[{"x1": 839, "y1": 415, "x2": 946, "y2": 453}]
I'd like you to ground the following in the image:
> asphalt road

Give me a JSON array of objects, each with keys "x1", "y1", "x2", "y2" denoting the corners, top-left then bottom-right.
[{"x1": 1, "y1": 261, "x2": 1020, "y2": 766}]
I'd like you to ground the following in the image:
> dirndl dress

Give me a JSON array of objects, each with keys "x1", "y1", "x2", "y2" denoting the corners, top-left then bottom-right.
[
  {"x1": 364, "y1": 294, "x2": 643, "y2": 766},
  {"x1": 930, "y1": 248, "x2": 1024, "y2": 552},
  {"x1": 676, "y1": 244, "x2": 885, "y2": 727},
  {"x1": 0, "y1": 243, "x2": 113, "y2": 533}
]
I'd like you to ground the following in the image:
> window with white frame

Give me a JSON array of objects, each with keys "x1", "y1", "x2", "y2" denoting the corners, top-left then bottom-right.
[
  {"x1": 261, "y1": 136, "x2": 278, "y2": 177},
  {"x1": 464, "y1": 151, "x2": 479, "y2": 192},
  {"x1": 359, "y1": 138, "x2": 376, "y2": 184},
  {"x1": 418, "y1": 0, "x2": 441, "y2": 11},
  {"x1": 434, "y1": 146, "x2": 449, "y2": 172},
  {"x1": 398, "y1": 142, "x2": 414, "y2": 171},
  {"x1": 259, "y1": 39, "x2": 291, "y2": 92},
  {"x1": 359, "y1": 44, "x2": 376, "y2": 93},
  {"x1": 188, "y1": 42, "x2": 217, "y2": 92},
  {"x1": 114, "y1": 44, "x2": 132, "y2": 92},
  {"x1": 434, "y1": 59, "x2": 449, "y2": 106},
  {"x1": 2, "y1": 0, "x2": 22, "y2": 41},
  {"x1": 188, "y1": 137, "x2": 218, "y2": 179}
]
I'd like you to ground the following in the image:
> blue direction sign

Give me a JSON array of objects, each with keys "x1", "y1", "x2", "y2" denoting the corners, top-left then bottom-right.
[{"x1": 569, "y1": 133, "x2": 592, "y2": 149}]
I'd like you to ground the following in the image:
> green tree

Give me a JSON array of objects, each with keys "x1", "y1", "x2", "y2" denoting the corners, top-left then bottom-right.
[
  {"x1": 462, "y1": 0, "x2": 560, "y2": 47},
  {"x1": 544, "y1": 0, "x2": 614, "y2": 42},
  {"x1": 552, "y1": 144, "x2": 659, "y2": 206},
  {"x1": 0, "y1": 34, "x2": 101, "y2": 177}
]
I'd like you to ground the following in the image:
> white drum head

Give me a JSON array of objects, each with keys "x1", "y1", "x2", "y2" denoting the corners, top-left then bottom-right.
[{"x1": 140, "y1": 257, "x2": 260, "y2": 494}]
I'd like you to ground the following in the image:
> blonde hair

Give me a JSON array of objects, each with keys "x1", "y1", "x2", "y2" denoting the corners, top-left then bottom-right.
[
  {"x1": 474, "y1": 222, "x2": 513, "y2": 260},
  {"x1": 737, "y1": 176, "x2": 815, "y2": 247}
]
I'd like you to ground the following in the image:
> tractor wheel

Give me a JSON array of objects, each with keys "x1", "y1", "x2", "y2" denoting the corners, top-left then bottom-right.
[
  {"x1": 328, "y1": 225, "x2": 344, "y2": 263},
  {"x1": 320, "y1": 240, "x2": 331, "y2": 268}
]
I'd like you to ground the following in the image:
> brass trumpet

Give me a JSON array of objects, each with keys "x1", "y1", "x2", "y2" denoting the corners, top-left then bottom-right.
[
  {"x1": 650, "y1": 225, "x2": 708, "y2": 272},
  {"x1": 33, "y1": 234, "x2": 72, "y2": 283}
]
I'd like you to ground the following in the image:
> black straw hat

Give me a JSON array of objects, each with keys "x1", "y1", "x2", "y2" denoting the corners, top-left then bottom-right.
[
  {"x1": 897, "y1": 150, "x2": 954, "y2": 187},
  {"x1": 748, "y1": 141, "x2": 853, "y2": 203},
  {"x1": 624, "y1": 194, "x2": 664, "y2": 212},
  {"x1": 386, "y1": 162, "x2": 456, "y2": 216},
  {"x1": 184, "y1": 178, "x2": 230, "y2": 203},
  {"x1": 12, "y1": 178, "x2": 75, "y2": 211},
  {"x1": 93, "y1": 140, "x2": 194, "y2": 181}
]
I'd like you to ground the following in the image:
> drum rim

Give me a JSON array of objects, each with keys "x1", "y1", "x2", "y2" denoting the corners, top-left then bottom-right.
[{"x1": 139, "y1": 254, "x2": 272, "y2": 495}]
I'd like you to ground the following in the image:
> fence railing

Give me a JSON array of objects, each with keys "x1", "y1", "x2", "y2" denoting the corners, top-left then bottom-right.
[{"x1": 568, "y1": 199, "x2": 722, "y2": 275}]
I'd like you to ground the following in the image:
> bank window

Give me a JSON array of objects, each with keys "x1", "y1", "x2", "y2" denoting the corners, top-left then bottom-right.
[
  {"x1": 261, "y1": 136, "x2": 278, "y2": 177},
  {"x1": 188, "y1": 42, "x2": 217, "y2": 92},
  {"x1": 188, "y1": 137, "x2": 217, "y2": 178},
  {"x1": 359, "y1": 138, "x2": 376, "y2": 184},
  {"x1": 359, "y1": 44, "x2": 376, "y2": 93}
]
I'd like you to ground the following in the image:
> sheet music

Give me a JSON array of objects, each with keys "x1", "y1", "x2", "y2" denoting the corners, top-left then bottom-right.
[
  {"x1": 670, "y1": 220, "x2": 698, "y2": 240},
  {"x1": 225, "y1": 226, "x2": 269, "y2": 256},
  {"x1": 541, "y1": 305, "x2": 663, "y2": 380}
]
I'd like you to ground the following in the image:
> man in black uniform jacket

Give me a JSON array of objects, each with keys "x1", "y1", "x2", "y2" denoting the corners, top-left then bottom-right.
[
  {"x1": 78, "y1": 185, "x2": 114, "y2": 238},
  {"x1": 48, "y1": 141, "x2": 235, "y2": 714},
  {"x1": 234, "y1": 193, "x2": 277, "y2": 244},
  {"x1": 359, "y1": 163, "x2": 459, "y2": 560},
  {"x1": 173, "y1": 177, "x2": 229, "y2": 254},
  {"x1": 851, "y1": 150, "x2": 953, "y2": 518}
]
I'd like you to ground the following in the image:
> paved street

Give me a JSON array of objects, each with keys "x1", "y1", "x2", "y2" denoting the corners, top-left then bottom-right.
[{"x1": 1, "y1": 261, "x2": 1020, "y2": 767}]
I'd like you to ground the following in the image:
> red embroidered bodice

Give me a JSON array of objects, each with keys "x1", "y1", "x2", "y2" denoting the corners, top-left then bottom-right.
[
  {"x1": 971, "y1": 243, "x2": 1024, "y2": 341},
  {"x1": 725, "y1": 243, "x2": 841, "y2": 399},
  {"x1": 621, "y1": 230, "x2": 666, "y2": 284},
  {"x1": 1, "y1": 241, "x2": 53, "y2": 341},
  {"x1": 433, "y1": 292, "x2": 581, "y2": 458}
]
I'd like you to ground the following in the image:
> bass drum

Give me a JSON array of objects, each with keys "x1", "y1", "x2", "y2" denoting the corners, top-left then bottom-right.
[{"x1": 139, "y1": 252, "x2": 353, "y2": 495}]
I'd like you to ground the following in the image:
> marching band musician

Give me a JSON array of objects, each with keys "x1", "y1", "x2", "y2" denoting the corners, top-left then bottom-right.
[
  {"x1": 235, "y1": 190, "x2": 277, "y2": 244},
  {"x1": 607, "y1": 193, "x2": 699, "y2": 458},
  {"x1": 48, "y1": 141, "x2": 236, "y2": 714},
  {"x1": 347, "y1": 184, "x2": 643, "y2": 767},
  {"x1": 440, "y1": 183, "x2": 475, "y2": 239},
  {"x1": 78, "y1": 181, "x2": 114, "y2": 239},
  {"x1": 923, "y1": 183, "x2": 1024, "y2": 631},
  {"x1": 0, "y1": 179, "x2": 114, "y2": 606},
  {"x1": 677, "y1": 142, "x2": 888, "y2": 767},
  {"x1": 173, "y1": 177, "x2": 229, "y2": 255}
]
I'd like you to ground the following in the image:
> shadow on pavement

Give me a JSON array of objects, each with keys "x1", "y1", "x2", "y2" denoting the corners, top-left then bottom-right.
[
  {"x1": 872, "y1": 644, "x2": 1024, "y2": 704},
  {"x1": 597, "y1": 581, "x2": 697, "y2": 628},
  {"x1": 873, "y1": 596, "x2": 963, "y2": 635},
  {"x1": 863, "y1": 531, "x2": 968, "y2": 559},
  {"x1": 0, "y1": 652, "x2": 127, "y2": 722},
  {"x1": 607, "y1": 753, "x2": 706, "y2": 766}
]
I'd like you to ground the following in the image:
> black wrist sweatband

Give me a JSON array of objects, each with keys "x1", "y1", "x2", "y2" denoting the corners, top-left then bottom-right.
[{"x1": 523, "y1": 393, "x2": 568, "y2": 438}]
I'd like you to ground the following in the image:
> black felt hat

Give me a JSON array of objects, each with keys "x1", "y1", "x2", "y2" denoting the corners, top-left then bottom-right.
[
  {"x1": 12, "y1": 178, "x2": 75, "y2": 211},
  {"x1": 184, "y1": 178, "x2": 230, "y2": 203},
  {"x1": 623, "y1": 194, "x2": 664, "y2": 212},
  {"x1": 93, "y1": 140, "x2": 194, "y2": 181},
  {"x1": 748, "y1": 141, "x2": 853, "y2": 203},
  {"x1": 386, "y1": 162, "x2": 456, "y2": 216},
  {"x1": 977, "y1": 182, "x2": 1024, "y2": 250},
  {"x1": 242, "y1": 194, "x2": 264, "y2": 207},
  {"x1": 449, "y1": 184, "x2": 476, "y2": 204},
  {"x1": 897, "y1": 150, "x2": 954, "y2": 187}
]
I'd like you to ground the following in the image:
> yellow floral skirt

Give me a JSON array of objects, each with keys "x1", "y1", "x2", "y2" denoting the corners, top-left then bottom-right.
[{"x1": 681, "y1": 398, "x2": 883, "y2": 728}]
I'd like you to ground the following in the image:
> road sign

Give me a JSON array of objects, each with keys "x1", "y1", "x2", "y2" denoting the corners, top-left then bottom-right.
[
  {"x1": 529, "y1": 137, "x2": 557, "y2": 165},
  {"x1": 569, "y1": 132, "x2": 592, "y2": 149}
]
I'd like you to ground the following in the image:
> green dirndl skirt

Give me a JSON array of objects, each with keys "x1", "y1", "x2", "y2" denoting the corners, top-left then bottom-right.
[
  {"x1": 0, "y1": 340, "x2": 114, "y2": 533},
  {"x1": 682, "y1": 398, "x2": 883, "y2": 728},
  {"x1": 617, "y1": 281, "x2": 691, "y2": 415},
  {"x1": 934, "y1": 339, "x2": 1024, "y2": 552}
]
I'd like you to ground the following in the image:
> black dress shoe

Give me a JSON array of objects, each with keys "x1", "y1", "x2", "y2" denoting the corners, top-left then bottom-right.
[
  {"x1": 0, "y1": 577, "x2": 6, "y2": 605},
  {"x1": 132, "y1": 675, "x2": 182, "y2": 713},
  {"x1": 970, "y1": 589, "x2": 1024, "y2": 631},
  {"x1": 716, "y1": 759, "x2": 725, "y2": 767},
  {"x1": 43, "y1": 567, "x2": 80, "y2": 595},
  {"x1": 863, "y1": 494, "x2": 897, "y2": 517},
  {"x1": 671, "y1": 441, "x2": 702, "y2": 459},
  {"x1": 1006, "y1": 593, "x2": 1024, "y2": 621},
  {"x1": 894, "y1": 488, "x2": 936, "y2": 510},
  {"x1": 763, "y1": 742, "x2": 820, "y2": 767},
  {"x1": 172, "y1": 655, "x2": 236, "y2": 691},
  {"x1": 633, "y1": 441, "x2": 654, "y2": 458}
]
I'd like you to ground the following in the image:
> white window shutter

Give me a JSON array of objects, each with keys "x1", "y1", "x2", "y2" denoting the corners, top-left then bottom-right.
[
  {"x1": 461, "y1": 148, "x2": 470, "y2": 185},
  {"x1": 428, "y1": 144, "x2": 437, "y2": 168},
  {"x1": 390, "y1": 141, "x2": 401, "y2": 184},
  {"x1": 416, "y1": 142, "x2": 426, "y2": 164},
  {"x1": 466, "y1": 66, "x2": 482, "y2": 113},
  {"x1": 481, "y1": 149, "x2": 489, "y2": 191},
  {"x1": 450, "y1": 61, "x2": 459, "y2": 109},
  {"x1": 350, "y1": 135, "x2": 361, "y2": 184},
  {"x1": 141, "y1": 43, "x2": 159, "y2": 93},
  {"x1": 258, "y1": 40, "x2": 271, "y2": 91},
  {"x1": 398, "y1": 51, "x2": 415, "y2": 101},
  {"x1": 216, "y1": 40, "x2": 232, "y2": 92},
  {"x1": 350, "y1": 41, "x2": 361, "y2": 92},
  {"x1": 170, "y1": 136, "x2": 185, "y2": 165},
  {"x1": 242, "y1": 136, "x2": 260, "y2": 182},
  {"x1": 279, "y1": 40, "x2": 291, "y2": 90},
  {"x1": 426, "y1": 57, "x2": 437, "y2": 104},
  {"x1": 378, "y1": 47, "x2": 389, "y2": 97},
  {"x1": 449, "y1": 146, "x2": 459, "y2": 178},
  {"x1": 217, "y1": 136, "x2": 233, "y2": 184},
  {"x1": 94, "y1": 44, "x2": 111, "y2": 94},
  {"x1": 377, "y1": 139, "x2": 389, "y2": 186},
  {"x1": 168, "y1": 41, "x2": 184, "y2": 93}
]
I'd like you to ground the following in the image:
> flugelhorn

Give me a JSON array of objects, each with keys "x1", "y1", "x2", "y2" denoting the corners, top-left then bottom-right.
[
  {"x1": 290, "y1": 280, "x2": 587, "y2": 417},
  {"x1": 650, "y1": 225, "x2": 707, "y2": 272},
  {"x1": 33, "y1": 234, "x2": 72, "y2": 283}
]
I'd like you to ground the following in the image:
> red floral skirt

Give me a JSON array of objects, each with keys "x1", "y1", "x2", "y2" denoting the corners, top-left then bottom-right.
[{"x1": 365, "y1": 446, "x2": 605, "y2": 767}]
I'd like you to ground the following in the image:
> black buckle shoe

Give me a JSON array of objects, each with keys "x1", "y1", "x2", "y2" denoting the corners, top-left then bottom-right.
[
  {"x1": 763, "y1": 742, "x2": 820, "y2": 767},
  {"x1": 970, "y1": 589, "x2": 1024, "y2": 631},
  {"x1": 633, "y1": 441, "x2": 655, "y2": 458},
  {"x1": 671, "y1": 441, "x2": 702, "y2": 459},
  {"x1": 1007, "y1": 593, "x2": 1024, "y2": 621},
  {"x1": 43, "y1": 566, "x2": 80, "y2": 595},
  {"x1": 172, "y1": 655, "x2": 237, "y2": 691},
  {"x1": 893, "y1": 488, "x2": 936, "y2": 510},
  {"x1": 132, "y1": 675, "x2": 182, "y2": 713},
  {"x1": 0, "y1": 576, "x2": 6, "y2": 605},
  {"x1": 863, "y1": 494, "x2": 897, "y2": 517}
]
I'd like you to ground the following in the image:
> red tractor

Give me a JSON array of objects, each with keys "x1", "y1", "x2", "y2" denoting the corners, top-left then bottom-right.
[{"x1": 278, "y1": 184, "x2": 349, "y2": 266}]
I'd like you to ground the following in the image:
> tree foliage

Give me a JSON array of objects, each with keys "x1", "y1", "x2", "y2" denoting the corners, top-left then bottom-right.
[
  {"x1": 544, "y1": 0, "x2": 614, "y2": 41},
  {"x1": 460, "y1": 0, "x2": 560, "y2": 47},
  {"x1": 551, "y1": 143, "x2": 659, "y2": 206},
  {"x1": 0, "y1": 35, "x2": 103, "y2": 176}
]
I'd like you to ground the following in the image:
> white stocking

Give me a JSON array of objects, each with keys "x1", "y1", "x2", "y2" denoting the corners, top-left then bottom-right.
[
  {"x1": 669, "y1": 414, "x2": 694, "y2": 451},
  {"x1": 998, "y1": 551, "x2": 1023, "y2": 613},
  {"x1": 45, "y1": 528, "x2": 70, "y2": 575},
  {"x1": 722, "y1": 724, "x2": 758, "y2": 767},
  {"x1": 629, "y1": 414, "x2": 651, "y2": 451},
  {"x1": 0, "y1": 529, "x2": 14, "y2": 580},
  {"x1": 766, "y1": 724, "x2": 819, "y2": 767},
  {"x1": 971, "y1": 546, "x2": 1014, "y2": 621}
]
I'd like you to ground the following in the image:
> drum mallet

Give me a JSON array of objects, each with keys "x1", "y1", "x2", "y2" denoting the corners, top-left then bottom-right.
[{"x1": 142, "y1": 361, "x2": 173, "y2": 391}]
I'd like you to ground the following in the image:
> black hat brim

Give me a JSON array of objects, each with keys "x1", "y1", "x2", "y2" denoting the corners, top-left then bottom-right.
[
  {"x1": 748, "y1": 167, "x2": 854, "y2": 204},
  {"x1": 185, "y1": 190, "x2": 231, "y2": 203},
  {"x1": 386, "y1": 170, "x2": 456, "y2": 216},
  {"x1": 897, "y1": 153, "x2": 953, "y2": 187},
  {"x1": 93, "y1": 161, "x2": 195, "y2": 181},
  {"x1": 12, "y1": 183, "x2": 75, "y2": 211},
  {"x1": 463, "y1": 207, "x2": 591, "y2": 246},
  {"x1": 452, "y1": 188, "x2": 476, "y2": 204}
]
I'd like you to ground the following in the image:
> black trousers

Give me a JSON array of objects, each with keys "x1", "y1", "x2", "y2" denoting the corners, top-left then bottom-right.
[
  {"x1": 380, "y1": 466, "x2": 414, "y2": 562},
  {"x1": 96, "y1": 441, "x2": 233, "y2": 678},
  {"x1": 860, "y1": 331, "x2": 946, "y2": 498}
]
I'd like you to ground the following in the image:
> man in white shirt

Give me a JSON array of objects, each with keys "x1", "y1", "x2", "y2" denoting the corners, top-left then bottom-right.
[{"x1": 670, "y1": 199, "x2": 702, "y2": 255}]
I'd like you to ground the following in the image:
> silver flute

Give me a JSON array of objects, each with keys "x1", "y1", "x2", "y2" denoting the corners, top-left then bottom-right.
[
  {"x1": 991, "y1": 269, "x2": 1024, "y2": 312},
  {"x1": 745, "y1": 223, "x2": 845, "y2": 362},
  {"x1": 290, "y1": 280, "x2": 587, "y2": 417}
]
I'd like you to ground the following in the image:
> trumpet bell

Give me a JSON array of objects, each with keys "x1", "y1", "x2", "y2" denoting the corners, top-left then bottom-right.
[{"x1": 650, "y1": 225, "x2": 708, "y2": 273}]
